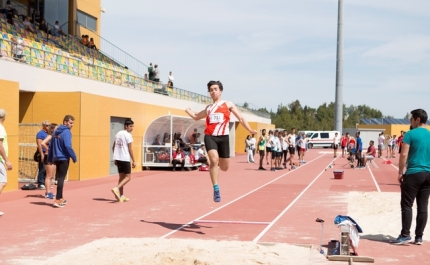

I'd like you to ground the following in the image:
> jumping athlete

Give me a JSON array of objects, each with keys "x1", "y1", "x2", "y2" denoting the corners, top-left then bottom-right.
[{"x1": 185, "y1": 80, "x2": 257, "y2": 202}]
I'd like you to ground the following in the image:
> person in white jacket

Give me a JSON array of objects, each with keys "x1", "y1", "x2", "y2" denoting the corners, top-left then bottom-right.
[{"x1": 245, "y1": 135, "x2": 255, "y2": 163}]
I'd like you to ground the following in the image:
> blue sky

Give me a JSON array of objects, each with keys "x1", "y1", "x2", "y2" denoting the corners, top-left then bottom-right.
[{"x1": 100, "y1": 0, "x2": 430, "y2": 118}]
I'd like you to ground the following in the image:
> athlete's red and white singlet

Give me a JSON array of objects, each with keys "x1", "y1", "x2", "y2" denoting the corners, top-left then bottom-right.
[{"x1": 204, "y1": 100, "x2": 230, "y2": 136}]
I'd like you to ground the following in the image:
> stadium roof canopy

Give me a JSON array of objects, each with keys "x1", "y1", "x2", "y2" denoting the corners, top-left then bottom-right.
[{"x1": 360, "y1": 118, "x2": 430, "y2": 125}]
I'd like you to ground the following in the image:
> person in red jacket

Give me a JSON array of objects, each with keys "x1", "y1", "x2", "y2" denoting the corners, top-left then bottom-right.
[
  {"x1": 398, "y1": 131, "x2": 404, "y2": 155},
  {"x1": 172, "y1": 147, "x2": 185, "y2": 172},
  {"x1": 340, "y1": 133, "x2": 348, "y2": 158}
]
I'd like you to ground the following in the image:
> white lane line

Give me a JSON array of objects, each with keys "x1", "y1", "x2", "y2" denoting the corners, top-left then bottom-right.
[
  {"x1": 160, "y1": 153, "x2": 327, "y2": 239},
  {"x1": 193, "y1": 220, "x2": 270, "y2": 225},
  {"x1": 367, "y1": 166, "x2": 381, "y2": 192},
  {"x1": 252, "y1": 161, "x2": 332, "y2": 243}
]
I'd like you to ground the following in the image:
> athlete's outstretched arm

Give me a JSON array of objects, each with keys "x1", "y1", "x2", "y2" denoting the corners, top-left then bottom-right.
[
  {"x1": 185, "y1": 106, "x2": 207, "y2": 121},
  {"x1": 227, "y1": 101, "x2": 257, "y2": 134}
]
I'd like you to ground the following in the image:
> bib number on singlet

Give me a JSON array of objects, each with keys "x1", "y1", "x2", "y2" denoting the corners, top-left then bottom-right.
[{"x1": 209, "y1": 113, "x2": 223, "y2": 124}]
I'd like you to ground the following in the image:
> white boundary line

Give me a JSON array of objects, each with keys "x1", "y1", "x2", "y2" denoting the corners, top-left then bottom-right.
[
  {"x1": 160, "y1": 153, "x2": 327, "y2": 239},
  {"x1": 252, "y1": 160, "x2": 334, "y2": 242},
  {"x1": 366, "y1": 166, "x2": 381, "y2": 192}
]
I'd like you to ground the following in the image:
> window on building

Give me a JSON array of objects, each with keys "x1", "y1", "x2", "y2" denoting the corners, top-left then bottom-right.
[{"x1": 77, "y1": 10, "x2": 97, "y2": 31}]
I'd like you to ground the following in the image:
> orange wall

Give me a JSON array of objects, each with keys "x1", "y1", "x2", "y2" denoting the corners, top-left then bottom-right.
[
  {"x1": 235, "y1": 122, "x2": 275, "y2": 154},
  {"x1": 19, "y1": 92, "x2": 82, "y2": 180},
  {"x1": 16, "y1": 90, "x2": 274, "y2": 185},
  {"x1": 0, "y1": 80, "x2": 20, "y2": 192}
]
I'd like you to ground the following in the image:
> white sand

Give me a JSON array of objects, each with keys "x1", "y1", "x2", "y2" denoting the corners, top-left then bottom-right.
[
  {"x1": 348, "y1": 191, "x2": 430, "y2": 241},
  {"x1": 12, "y1": 238, "x2": 328, "y2": 265}
]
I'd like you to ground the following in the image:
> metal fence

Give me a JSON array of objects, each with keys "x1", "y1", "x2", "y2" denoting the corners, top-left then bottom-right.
[
  {"x1": 18, "y1": 124, "x2": 39, "y2": 182},
  {"x1": 0, "y1": 36, "x2": 270, "y2": 119}
]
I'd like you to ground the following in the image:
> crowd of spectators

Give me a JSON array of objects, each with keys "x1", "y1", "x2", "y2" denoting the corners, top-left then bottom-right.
[{"x1": 81, "y1": 35, "x2": 97, "y2": 50}]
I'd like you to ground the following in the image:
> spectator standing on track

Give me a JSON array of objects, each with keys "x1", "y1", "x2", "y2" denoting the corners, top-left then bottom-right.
[
  {"x1": 50, "y1": 115, "x2": 77, "y2": 208},
  {"x1": 392, "y1": 109, "x2": 430, "y2": 245},
  {"x1": 378, "y1": 132, "x2": 385, "y2": 158},
  {"x1": 185, "y1": 80, "x2": 257, "y2": 202},
  {"x1": 257, "y1": 129, "x2": 266, "y2": 170},
  {"x1": 265, "y1": 130, "x2": 273, "y2": 166},
  {"x1": 340, "y1": 133, "x2": 347, "y2": 158},
  {"x1": 386, "y1": 135, "x2": 393, "y2": 158},
  {"x1": 153, "y1": 64, "x2": 160, "y2": 83},
  {"x1": 333, "y1": 132, "x2": 340, "y2": 158},
  {"x1": 168, "y1": 71, "x2": 174, "y2": 87},
  {"x1": 41, "y1": 123, "x2": 58, "y2": 199},
  {"x1": 36, "y1": 120, "x2": 50, "y2": 190},
  {"x1": 286, "y1": 128, "x2": 296, "y2": 169},
  {"x1": 148, "y1": 63, "x2": 154, "y2": 81},
  {"x1": 0, "y1": 109, "x2": 12, "y2": 216},
  {"x1": 111, "y1": 119, "x2": 136, "y2": 202},
  {"x1": 245, "y1": 135, "x2": 255, "y2": 163},
  {"x1": 270, "y1": 130, "x2": 281, "y2": 171},
  {"x1": 398, "y1": 131, "x2": 405, "y2": 155},
  {"x1": 281, "y1": 130, "x2": 288, "y2": 169},
  {"x1": 250, "y1": 134, "x2": 256, "y2": 157},
  {"x1": 392, "y1": 135, "x2": 397, "y2": 158},
  {"x1": 355, "y1": 131, "x2": 364, "y2": 169}
]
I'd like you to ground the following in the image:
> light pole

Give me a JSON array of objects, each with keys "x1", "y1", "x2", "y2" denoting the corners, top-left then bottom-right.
[{"x1": 334, "y1": 0, "x2": 344, "y2": 132}]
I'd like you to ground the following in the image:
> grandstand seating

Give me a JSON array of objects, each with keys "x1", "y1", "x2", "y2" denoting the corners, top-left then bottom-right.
[{"x1": 0, "y1": 13, "x2": 214, "y2": 106}]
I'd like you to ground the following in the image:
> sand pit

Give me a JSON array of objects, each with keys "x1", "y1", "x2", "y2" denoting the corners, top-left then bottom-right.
[
  {"x1": 348, "y1": 191, "x2": 430, "y2": 241},
  {"x1": 12, "y1": 238, "x2": 328, "y2": 265}
]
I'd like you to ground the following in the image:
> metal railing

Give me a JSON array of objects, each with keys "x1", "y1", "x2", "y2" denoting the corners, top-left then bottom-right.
[
  {"x1": 75, "y1": 21, "x2": 147, "y2": 77},
  {"x1": 0, "y1": 37, "x2": 270, "y2": 119}
]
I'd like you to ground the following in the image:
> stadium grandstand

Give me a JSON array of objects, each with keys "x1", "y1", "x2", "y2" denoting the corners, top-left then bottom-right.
[{"x1": 0, "y1": 0, "x2": 274, "y2": 192}]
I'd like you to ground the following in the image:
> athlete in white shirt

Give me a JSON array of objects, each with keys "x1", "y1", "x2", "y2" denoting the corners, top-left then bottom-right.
[
  {"x1": 333, "y1": 132, "x2": 340, "y2": 158},
  {"x1": 286, "y1": 127, "x2": 297, "y2": 169},
  {"x1": 378, "y1": 133, "x2": 385, "y2": 158},
  {"x1": 111, "y1": 119, "x2": 136, "y2": 202}
]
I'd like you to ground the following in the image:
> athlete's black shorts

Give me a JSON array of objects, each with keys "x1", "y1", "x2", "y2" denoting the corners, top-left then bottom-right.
[
  {"x1": 276, "y1": 152, "x2": 283, "y2": 158},
  {"x1": 333, "y1": 144, "x2": 339, "y2": 150},
  {"x1": 271, "y1": 150, "x2": 277, "y2": 159},
  {"x1": 116, "y1": 160, "x2": 131, "y2": 174},
  {"x1": 204, "y1": 135, "x2": 230, "y2": 159},
  {"x1": 259, "y1": 150, "x2": 265, "y2": 156},
  {"x1": 288, "y1": 146, "x2": 295, "y2": 155},
  {"x1": 266, "y1": 147, "x2": 272, "y2": 153}
]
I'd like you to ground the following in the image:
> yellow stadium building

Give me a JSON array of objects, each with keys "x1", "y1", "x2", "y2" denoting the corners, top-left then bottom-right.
[{"x1": 0, "y1": 0, "x2": 274, "y2": 192}]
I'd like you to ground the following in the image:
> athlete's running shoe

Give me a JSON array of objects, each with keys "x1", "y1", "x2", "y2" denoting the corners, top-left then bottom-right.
[
  {"x1": 213, "y1": 190, "x2": 221, "y2": 202},
  {"x1": 120, "y1": 196, "x2": 130, "y2": 202},
  {"x1": 45, "y1": 192, "x2": 55, "y2": 199},
  {"x1": 53, "y1": 200, "x2": 64, "y2": 208},
  {"x1": 414, "y1": 236, "x2": 423, "y2": 245},
  {"x1": 112, "y1": 187, "x2": 120, "y2": 200},
  {"x1": 392, "y1": 234, "x2": 411, "y2": 245}
]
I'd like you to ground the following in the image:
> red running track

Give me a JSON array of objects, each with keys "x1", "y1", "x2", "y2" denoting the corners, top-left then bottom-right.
[{"x1": 0, "y1": 149, "x2": 428, "y2": 264}]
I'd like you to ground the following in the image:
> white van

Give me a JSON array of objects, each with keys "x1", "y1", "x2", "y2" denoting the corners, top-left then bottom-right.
[{"x1": 299, "y1": 131, "x2": 341, "y2": 149}]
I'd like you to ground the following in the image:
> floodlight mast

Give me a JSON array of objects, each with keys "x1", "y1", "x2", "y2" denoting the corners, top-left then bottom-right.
[{"x1": 334, "y1": 0, "x2": 343, "y2": 132}]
